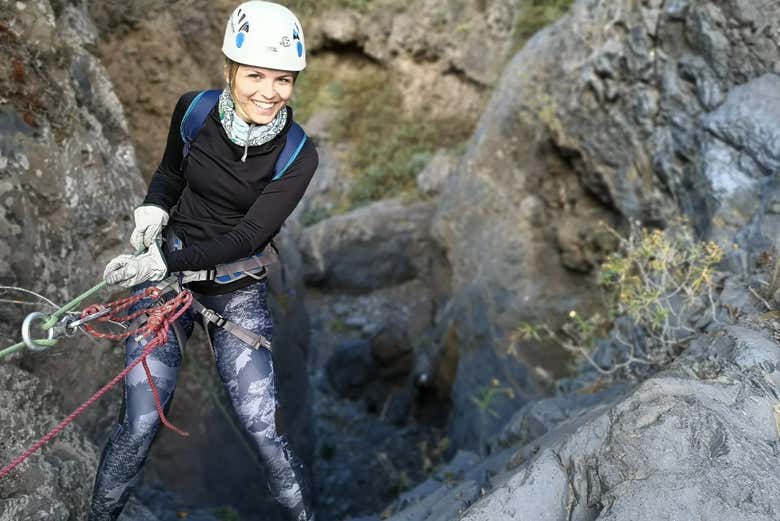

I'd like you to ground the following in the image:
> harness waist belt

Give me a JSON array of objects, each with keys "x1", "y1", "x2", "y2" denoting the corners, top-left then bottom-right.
[{"x1": 167, "y1": 230, "x2": 279, "y2": 284}]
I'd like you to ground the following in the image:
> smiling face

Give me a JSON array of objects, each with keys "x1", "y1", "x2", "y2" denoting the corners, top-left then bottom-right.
[{"x1": 225, "y1": 62, "x2": 295, "y2": 125}]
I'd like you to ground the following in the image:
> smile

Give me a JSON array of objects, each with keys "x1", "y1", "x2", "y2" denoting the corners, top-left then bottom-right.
[{"x1": 253, "y1": 100, "x2": 276, "y2": 110}]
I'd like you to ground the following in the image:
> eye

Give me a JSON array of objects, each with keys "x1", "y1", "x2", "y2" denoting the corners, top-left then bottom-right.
[{"x1": 278, "y1": 77, "x2": 292, "y2": 84}]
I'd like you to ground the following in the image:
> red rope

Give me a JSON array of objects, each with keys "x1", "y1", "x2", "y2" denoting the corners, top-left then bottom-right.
[{"x1": 0, "y1": 287, "x2": 193, "y2": 481}]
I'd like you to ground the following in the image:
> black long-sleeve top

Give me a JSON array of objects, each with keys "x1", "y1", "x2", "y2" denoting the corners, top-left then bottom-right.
[{"x1": 142, "y1": 91, "x2": 318, "y2": 293}]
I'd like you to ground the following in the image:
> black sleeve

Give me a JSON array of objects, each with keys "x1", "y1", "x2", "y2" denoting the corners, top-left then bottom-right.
[
  {"x1": 164, "y1": 140, "x2": 319, "y2": 272},
  {"x1": 142, "y1": 92, "x2": 199, "y2": 210}
]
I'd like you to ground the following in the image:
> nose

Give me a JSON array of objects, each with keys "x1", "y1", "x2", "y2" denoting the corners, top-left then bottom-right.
[{"x1": 259, "y1": 79, "x2": 276, "y2": 100}]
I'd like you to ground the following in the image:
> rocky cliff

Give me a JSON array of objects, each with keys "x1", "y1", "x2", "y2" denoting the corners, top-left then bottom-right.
[
  {"x1": 372, "y1": 0, "x2": 780, "y2": 518},
  {"x1": 1, "y1": 0, "x2": 143, "y2": 517},
  {"x1": 431, "y1": 0, "x2": 780, "y2": 451}
]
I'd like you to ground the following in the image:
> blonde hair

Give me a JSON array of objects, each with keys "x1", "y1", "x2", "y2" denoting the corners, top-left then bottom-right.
[{"x1": 225, "y1": 58, "x2": 242, "y2": 99}]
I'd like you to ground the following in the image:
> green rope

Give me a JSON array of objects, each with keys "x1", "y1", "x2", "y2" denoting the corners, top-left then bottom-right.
[
  {"x1": 0, "y1": 339, "x2": 58, "y2": 359},
  {"x1": 41, "y1": 281, "x2": 107, "y2": 330},
  {"x1": 1, "y1": 249, "x2": 150, "y2": 359},
  {"x1": 0, "y1": 281, "x2": 107, "y2": 359}
]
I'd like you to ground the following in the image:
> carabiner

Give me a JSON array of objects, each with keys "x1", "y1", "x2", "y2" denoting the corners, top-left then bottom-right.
[{"x1": 21, "y1": 312, "x2": 56, "y2": 352}]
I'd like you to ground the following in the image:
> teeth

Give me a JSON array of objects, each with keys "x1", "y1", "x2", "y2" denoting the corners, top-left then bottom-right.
[{"x1": 253, "y1": 101, "x2": 274, "y2": 110}]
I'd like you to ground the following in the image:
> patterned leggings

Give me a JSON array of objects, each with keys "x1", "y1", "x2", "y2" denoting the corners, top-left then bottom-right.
[{"x1": 88, "y1": 280, "x2": 313, "y2": 520}]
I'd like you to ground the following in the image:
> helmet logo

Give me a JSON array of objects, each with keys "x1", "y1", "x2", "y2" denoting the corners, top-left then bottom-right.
[
  {"x1": 233, "y1": 8, "x2": 250, "y2": 49},
  {"x1": 280, "y1": 36, "x2": 291, "y2": 47},
  {"x1": 293, "y1": 25, "x2": 303, "y2": 58}
]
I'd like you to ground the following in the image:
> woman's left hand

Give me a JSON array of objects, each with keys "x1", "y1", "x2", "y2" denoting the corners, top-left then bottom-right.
[{"x1": 104, "y1": 243, "x2": 168, "y2": 288}]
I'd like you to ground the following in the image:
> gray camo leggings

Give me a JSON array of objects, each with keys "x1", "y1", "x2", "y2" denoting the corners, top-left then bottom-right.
[{"x1": 88, "y1": 280, "x2": 313, "y2": 520}]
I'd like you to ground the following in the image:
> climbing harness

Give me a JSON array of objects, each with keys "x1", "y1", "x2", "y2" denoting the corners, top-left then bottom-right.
[
  {"x1": 0, "y1": 276, "x2": 193, "y2": 480},
  {"x1": 118, "y1": 276, "x2": 273, "y2": 352},
  {"x1": 169, "y1": 229, "x2": 278, "y2": 285}
]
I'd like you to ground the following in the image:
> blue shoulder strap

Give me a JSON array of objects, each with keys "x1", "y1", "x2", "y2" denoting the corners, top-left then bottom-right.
[
  {"x1": 273, "y1": 122, "x2": 307, "y2": 180},
  {"x1": 180, "y1": 89, "x2": 221, "y2": 158},
  {"x1": 180, "y1": 89, "x2": 307, "y2": 180}
]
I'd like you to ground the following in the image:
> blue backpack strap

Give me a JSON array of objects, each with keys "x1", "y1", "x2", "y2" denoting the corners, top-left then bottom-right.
[
  {"x1": 272, "y1": 122, "x2": 307, "y2": 180},
  {"x1": 180, "y1": 89, "x2": 221, "y2": 158}
]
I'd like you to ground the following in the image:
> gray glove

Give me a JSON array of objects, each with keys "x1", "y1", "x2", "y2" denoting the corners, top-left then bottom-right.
[
  {"x1": 104, "y1": 242, "x2": 168, "y2": 288},
  {"x1": 130, "y1": 205, "x2": 169, "y2": 252}
]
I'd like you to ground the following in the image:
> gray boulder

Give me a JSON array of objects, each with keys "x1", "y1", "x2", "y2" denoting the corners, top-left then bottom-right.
[
  {"x1": 326, "y1": 338, "x2": 377, "y2": 397},
  {"x1": 301, "y1": 198, "x2": 439, "y2": 293},
  {"x1": 458, "y1": 322, "x2": 780, "y2": 520},
  {"x1": 698, "y1": 74, "x2": 780, "y2": 260},
  {"x1": 490, "y1": 384, "x2": 629, "y2": 451}
]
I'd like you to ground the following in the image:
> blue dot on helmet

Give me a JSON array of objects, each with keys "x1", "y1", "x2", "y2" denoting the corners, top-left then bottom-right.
[
  {"x1": 236, "y1": 32, "x2": 245, "y2": 48},
  {"x1": 297, "y1": 41, "x2": 303, "y2": 57}
]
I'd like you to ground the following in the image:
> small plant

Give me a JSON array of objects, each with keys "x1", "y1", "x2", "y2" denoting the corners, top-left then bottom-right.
[
  {"x1": 211, "y1": 506, "x2": 241, "y2": 521},
  {"x1": 470, "y1": 377, "x2": 516, "y2": 418},
  {"x1": 512, "y1": 219, "x2": 725, "y2": 378},
  {"x1": 470, "y1": 378, "x2": 516, "y2": 455}
]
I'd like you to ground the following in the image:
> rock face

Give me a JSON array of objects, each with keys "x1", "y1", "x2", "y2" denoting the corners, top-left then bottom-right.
[
  {"x1": 1, "y1": 2, "x2": 140, "y2": 516},
  {"x1": 380, "y1": 320, "x2": 780, "y2": 521},
  {"x1": 1, "y1": 0, "x2": 144, "y2": 311},
  {"x1": 432, "y1": 0, "x2": 780, "y2": 450},
  {"x1": 0, "y1": 365, "x2": 98, "y2": 520},
  {"x1": 306, "y1": 0, "x2": 522, "y2": 116},
  {"x1": 0, "y1": 0, "x2": 144, "y2": 444}
]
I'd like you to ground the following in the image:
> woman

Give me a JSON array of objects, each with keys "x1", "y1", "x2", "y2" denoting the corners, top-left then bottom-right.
[{"x1": 90, "y1": 2, "x2": 317, "y2": 520}]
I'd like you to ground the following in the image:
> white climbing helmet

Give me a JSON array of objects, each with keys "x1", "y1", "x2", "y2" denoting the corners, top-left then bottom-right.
[{"x1": 222, "y1": 1, "x2": 306, "y2": 72}]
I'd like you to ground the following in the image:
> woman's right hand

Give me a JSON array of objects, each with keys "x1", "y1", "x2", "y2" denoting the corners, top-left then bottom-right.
[
  {"x1": 130, "y1": 205, "x2": 169, "y2": 252},
  {"x1": 104, "y1": 242, "x2": 168, "y2": 288}
]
